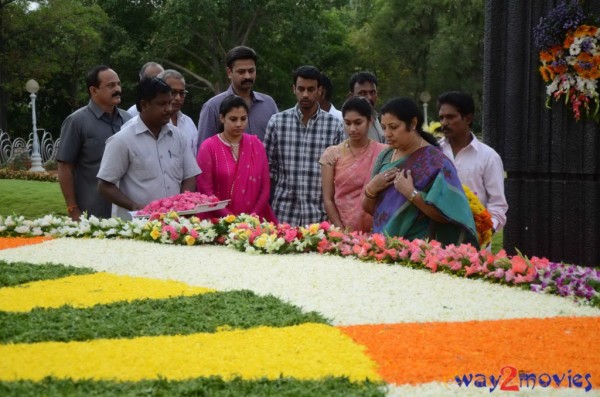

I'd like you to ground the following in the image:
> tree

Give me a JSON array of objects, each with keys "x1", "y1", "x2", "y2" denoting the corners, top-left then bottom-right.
[
  {"x1": 150, "y1": 0, "x2": 353, "y2": 110},
  {"x1": 347, "y1": 0, "x2": 484, "y2": 126},
  {"x1": 0, "y1": 0, "x2": 110, "y2": 137}
]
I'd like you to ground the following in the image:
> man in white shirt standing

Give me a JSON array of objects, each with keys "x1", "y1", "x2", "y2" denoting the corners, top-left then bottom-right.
[
  {"x1": 318, "y1": 74, "x2": 343, "y2": 123},
  {"x1": 438, "y1": 91, "x2": 508, "y2": 232},
  {"x1": 157, "y1": 69, "x2": 198, "y2": 156},
  {"x1": 127, "y1": 62, "x2": 164, "y2": 116}
]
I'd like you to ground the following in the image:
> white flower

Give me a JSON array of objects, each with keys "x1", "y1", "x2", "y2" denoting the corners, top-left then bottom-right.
[
  {"x1": 78, "y1": 224, "x2": 92, "y2": 234},
  {"x1": 15, "y1": 225, "x2": 30, "y2": 234},
  {"x1": 31, "y1": 227, "x2": 43, "y2": 236},
  {"x1": 119, "y1": 229, "x2": 133, "y2": 237},
  {"x1": 5, "y1": 216, "x2": 15, "y2": 227}
]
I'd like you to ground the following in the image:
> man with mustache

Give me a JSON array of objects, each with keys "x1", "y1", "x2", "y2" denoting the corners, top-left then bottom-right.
[
  {"x1": 97, "y1": 77, "x2": 201, "y2": 220},
  {"x1": 57, "y1": 65, "x2": 132, "y2": 220},
  {"x1": 197, "y1": 46, "x2": 278, "y2": 147},
  {"x1": 264, "y1": 65, "x2": 344, "y2": 226},
  {"x1": 437, "y1": 91, "x2": 508, "y2": 233}
]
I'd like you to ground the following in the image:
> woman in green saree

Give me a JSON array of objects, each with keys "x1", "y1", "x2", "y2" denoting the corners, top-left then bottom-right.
[{"x1": 361, "y1": 97, "x2": 478, "y2": 248}]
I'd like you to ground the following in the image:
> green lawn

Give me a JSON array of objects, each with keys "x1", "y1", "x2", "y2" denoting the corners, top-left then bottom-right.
[{"x1": 0, "y1": 179, "x2": 65, "y2": 218}]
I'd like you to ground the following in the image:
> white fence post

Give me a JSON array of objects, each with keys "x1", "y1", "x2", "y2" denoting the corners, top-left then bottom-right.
[{"x1": 0, "y1": 129, "x2": 60, "y2": 168}]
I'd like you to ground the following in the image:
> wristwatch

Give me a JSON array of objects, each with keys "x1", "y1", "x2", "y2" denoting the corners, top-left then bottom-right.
[{"x1": 408, "y1": 190, "x2": 419, "y2": 202}]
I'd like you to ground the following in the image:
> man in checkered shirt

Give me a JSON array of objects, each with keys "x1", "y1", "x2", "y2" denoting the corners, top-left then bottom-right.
[{"x1": 264, "y1": 66, "x2": 345, "y2": 226}]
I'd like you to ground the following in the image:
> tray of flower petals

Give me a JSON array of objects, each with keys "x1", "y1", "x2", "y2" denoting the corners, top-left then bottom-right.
[{"x1": 130, "y1": 192, "x2": 229, "y2": 218}]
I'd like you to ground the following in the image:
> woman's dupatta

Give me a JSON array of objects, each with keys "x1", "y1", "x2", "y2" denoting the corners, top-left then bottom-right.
[{"x1": 372, "y1": 146, "x2": 479, "y2": 248}]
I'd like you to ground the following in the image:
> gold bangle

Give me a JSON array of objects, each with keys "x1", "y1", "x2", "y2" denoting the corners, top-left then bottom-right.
[
  {"x1": 66, "y1": 205, "x2": 78, "y2": 213},
  {"x1": 364, "y1": 186, "x2": 377, "y2": 199}
]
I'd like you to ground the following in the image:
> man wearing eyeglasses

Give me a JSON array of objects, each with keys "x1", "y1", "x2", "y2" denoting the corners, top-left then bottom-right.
[{"x1": 158, "y1": 69, "x2": 198, "y2": 156}]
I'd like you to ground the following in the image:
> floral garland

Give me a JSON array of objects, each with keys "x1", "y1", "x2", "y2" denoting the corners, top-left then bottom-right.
[
  {"x1": 462, "y1": 184, "x2": 493, "y2": 247},
  {"x1": 1, "y1": 213, "x2": 598, "y2": 303},
  {"x1": 533, "y1": 0, "x2": 600, "y2": 121}
]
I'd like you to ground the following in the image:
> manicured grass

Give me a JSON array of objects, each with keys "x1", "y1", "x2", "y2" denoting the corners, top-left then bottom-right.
[
  {"x1": 0, "y1": 377, "x2": 385, "y2": 397},
  {"x1": 491, "y1": 230, "x2": 503, "y2": 254},
  {"x1": 0, "y1": 262, "x2": 95, "y2": 288},
  {"x1": 0, "y1": 179, "x2": 65, "y2": 218}
]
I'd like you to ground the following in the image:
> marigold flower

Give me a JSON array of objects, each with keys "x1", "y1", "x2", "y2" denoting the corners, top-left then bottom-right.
[
  {"x1": 150, "y1": 227, "x2": 161, "y2": 240},
  {"x1": 574, "y1": 24, "x2": 598, "y2": 37},
  {"x1": 224, "y1": 215, "x2": 236, "y2": 223}
]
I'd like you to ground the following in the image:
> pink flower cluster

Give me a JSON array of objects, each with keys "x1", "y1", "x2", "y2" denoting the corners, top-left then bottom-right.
[
  {"x1": 315, "y1": 228, "x2": 550, "y2": 286},
  {"x1": 137, "y1": 192, "x2": 219, "y2": 215},
  {"x1": 222, "y1": 217, "x2": 554, "y2": 289}
]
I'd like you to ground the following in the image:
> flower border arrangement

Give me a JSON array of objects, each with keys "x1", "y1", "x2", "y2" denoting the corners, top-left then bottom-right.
[
  {"x1": 1, "y1": 213, "x2": 598, "y2": 304},
  {"x1": 462, "y1": 184, "x2": 493, "y2": 247},
  {"x1": 533, "y1": 0, "x2": 600, "y2": 121}
]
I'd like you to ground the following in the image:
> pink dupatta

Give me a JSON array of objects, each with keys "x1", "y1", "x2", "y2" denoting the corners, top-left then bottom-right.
[
  {"x1": 321, "y1": 140, "x2": 386, "y2": 232},
  {"x1": 196, "y1": 134, "x2": 276, "y2": 222}
]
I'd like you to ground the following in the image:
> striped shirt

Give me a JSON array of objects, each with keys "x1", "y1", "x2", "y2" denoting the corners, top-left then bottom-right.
[{"x1": 264, "y1": 105, "x2": 344, "y2": 226}]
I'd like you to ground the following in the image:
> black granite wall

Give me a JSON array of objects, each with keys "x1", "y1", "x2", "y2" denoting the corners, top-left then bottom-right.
[{"x1": 483, "y1": 0, "x2": 600, "y2": 266}]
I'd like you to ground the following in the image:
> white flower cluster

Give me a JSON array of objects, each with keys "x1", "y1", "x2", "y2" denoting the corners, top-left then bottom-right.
[{"x1": 1, "y1": 239, "x2": 598, "y2": 326}]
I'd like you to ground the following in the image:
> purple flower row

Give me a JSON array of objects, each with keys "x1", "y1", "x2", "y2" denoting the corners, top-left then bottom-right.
[{"x1": 531, "y1": 262, "x2": 600, "y2": 300}]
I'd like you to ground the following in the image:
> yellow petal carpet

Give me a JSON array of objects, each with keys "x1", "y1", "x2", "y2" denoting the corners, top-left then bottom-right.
[
  {"x1": 0, "y1": 273, "x2": 214, "y2": 312},
  {"x1": 0, "y1": 324, "x2": 379, "y2": 382}
]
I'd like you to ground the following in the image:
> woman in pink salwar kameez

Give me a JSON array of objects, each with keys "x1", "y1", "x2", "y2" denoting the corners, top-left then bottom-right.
[
  {"x1": 320, "y1": 96, "x2": 386, "y2": 232},
  {"x1": 196, "y1": 95, "x2": 276, "y2": 222}
]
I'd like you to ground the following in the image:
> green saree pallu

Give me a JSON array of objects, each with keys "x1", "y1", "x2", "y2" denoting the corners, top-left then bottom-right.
[{"x1": 372, "y1": 146, "x2": 479, "y2": 248}]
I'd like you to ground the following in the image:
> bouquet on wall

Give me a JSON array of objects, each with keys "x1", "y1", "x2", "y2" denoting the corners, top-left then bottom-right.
[{"x1": 533, "y1": 0, "x2": 600, "y2": 122}]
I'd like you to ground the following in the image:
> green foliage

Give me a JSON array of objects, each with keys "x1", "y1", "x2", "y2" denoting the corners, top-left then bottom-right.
[
  {"x1": 1, "y1": 0, "x2": 485, "y2": 137},
  {"x1": 1, "y1": 0, "x2": 111, "y2": 137},
  {"x1": 349, "y1": 0, "x2": 484, "y2": 127},
  {"x1": 0, "y1": 261, "x2": 95, "y2": 288},
  {"x1": 491, "y1": 230, "x2": 503, "y2": 254},
  {"x1": 0, "y1": 179, "x2": 65, "y2": 217},
  {"x1": 0, "y1": 377, "x2": 386, "y2": 397},
  {"x1": 0, "y1": 289, "x2": 329, "y2": 343}
]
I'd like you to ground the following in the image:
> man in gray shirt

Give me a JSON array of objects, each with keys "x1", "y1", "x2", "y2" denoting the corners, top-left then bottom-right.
[
  {"x1": 98, "y1": 77, "x2": 201, "y2": 220},
  {"x1": 57, "y1": 65, "x2": 132, "y2": 220},
  {"x1": 197, "y1": 46, "x2": 278, "y2": 146}
]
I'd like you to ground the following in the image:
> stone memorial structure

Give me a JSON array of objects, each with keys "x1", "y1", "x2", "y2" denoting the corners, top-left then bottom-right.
[{"x1": 484, "y1": 0, "x2": 600, "y2": 266}]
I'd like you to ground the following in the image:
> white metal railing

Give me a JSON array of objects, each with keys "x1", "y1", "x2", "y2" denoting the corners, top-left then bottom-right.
[{"x1": 0, "y1": 129, "x2": 60, "y2": 167}]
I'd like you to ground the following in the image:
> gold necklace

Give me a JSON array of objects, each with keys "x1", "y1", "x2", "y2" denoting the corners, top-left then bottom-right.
[
  {"x1": 219, "y1": 133, "x2": 240, "y2": 161},
  {"x1": 220, "y1": 133, "x2": 240, "y2": 147},
  {"x1": 347, "y1": 139, "x2": 370, "y2": 158}
]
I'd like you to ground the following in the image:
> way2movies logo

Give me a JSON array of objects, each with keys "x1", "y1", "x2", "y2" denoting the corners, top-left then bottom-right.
[{"x1": 450, "y1": 365, "x2": 593, "y2": 392}]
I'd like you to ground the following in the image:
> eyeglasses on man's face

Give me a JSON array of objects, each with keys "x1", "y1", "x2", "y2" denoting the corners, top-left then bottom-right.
[{"x1": 171, "y1": 90, "x2": 188, "y2": 98}]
